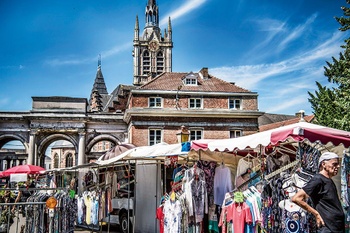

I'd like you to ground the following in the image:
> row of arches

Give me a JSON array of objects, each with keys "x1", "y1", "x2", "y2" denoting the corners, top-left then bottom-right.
[{"x1": 0, "y1": 133, "x2": 122, "y2": 171}]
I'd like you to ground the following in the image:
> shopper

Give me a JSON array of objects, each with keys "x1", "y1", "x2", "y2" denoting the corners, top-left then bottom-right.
[{"x1": 292, "y1": 152, "x2": 345, "y2": 233}]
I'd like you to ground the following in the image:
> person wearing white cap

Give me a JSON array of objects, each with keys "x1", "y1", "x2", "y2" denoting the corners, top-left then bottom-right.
[{"x1": 292, "y1": 152, "x2": 345, "y2": 233}]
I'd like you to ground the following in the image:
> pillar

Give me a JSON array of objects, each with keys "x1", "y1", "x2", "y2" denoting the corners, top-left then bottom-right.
[
  {"x1": 27, "y1": 130, "x2": 36, "y2": 165},
  {"x1": 78, "y1": 131, "x2": 86, "y2": 165}
]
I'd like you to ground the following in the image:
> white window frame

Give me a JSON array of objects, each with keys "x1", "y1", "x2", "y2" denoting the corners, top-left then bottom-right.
[
  {"x1": 190, "y1": 129, "x2": 203, "y2": 140},
  {"x1": 229, "y1": 98, "x2": 242, "y2": 110},
  {"x1": 184, "y1": 78, "x2": 197, "y2": 85},
  {"x1": 230, "y1": 130, "x2": 242, "y2": 138},
  {"x1": 149, "y1": 97, "x2": 162, "y2": 108},
  {"x1": 149, "y1": 129, "x2": 162, "y2": 145},
  {"x1": 189, "y1": 98, "x2": 202, "y2": 109}
]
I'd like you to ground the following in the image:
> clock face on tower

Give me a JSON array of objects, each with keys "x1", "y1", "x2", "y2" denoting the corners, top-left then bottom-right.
[{"x1": 149, "y1": 40, "x2": 159, "y2": 51}]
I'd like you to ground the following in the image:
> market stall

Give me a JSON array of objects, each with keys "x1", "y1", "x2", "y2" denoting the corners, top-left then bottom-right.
[
  {"x1": 52, "y1": 121, "x2": 350, "y2": 233},
  {"x1": 203, "y1": 121, "x2": 350, "y2": 233}
]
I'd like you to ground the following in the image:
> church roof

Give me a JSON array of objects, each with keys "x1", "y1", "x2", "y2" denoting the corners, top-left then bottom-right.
[
  {"x1": 91, "y1": 65, "x2": 108, "y2": 95},
  {"x1": 139, "y1": 72, "x2": 252, "y2": 93}
]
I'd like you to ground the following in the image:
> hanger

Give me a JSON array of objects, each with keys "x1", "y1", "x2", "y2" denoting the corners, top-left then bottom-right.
[{"x1": 220, "y1": 153, "x2": 225, "y2": 167}]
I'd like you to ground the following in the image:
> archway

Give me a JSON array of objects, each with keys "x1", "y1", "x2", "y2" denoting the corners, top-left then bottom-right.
[{"x1": 37, "y1": 134, "x2": 78, "y2": 168}]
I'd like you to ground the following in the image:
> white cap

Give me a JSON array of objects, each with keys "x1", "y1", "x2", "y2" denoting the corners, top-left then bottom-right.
[{"x1": 318, "y1": 152, "x2": 339, "y2": 167}]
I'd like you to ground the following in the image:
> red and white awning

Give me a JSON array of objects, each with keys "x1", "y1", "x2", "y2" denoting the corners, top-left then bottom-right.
[{"x1": 208, "y1": 122, "x2": 350, "y2": 152}]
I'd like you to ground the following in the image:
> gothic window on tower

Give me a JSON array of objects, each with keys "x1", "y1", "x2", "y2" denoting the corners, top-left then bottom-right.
[
  {"x1": 229, "y1": 98, "x2": 242, "y2": 110},
  {"x1": 142, "y1": 50, "x2": 150, "y2": 75},
  {"x1": 149, "y1": 97, "x2": 162, "y2": 108},
  {"x1": 149, "y1": 129, "x2": 162, "y2": 145},
  {"x1": 156, "y1": 51, "x2": 164, "y2": 75}
]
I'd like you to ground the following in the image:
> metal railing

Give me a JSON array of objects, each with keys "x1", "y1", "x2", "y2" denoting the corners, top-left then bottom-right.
[{"x1": 0, "y1": 202, "x2": 46, "y2": 233}]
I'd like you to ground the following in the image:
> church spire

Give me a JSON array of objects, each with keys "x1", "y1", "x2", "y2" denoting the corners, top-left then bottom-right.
[
  {"x1": 89, "y1": 55, "x2": 108, "y2": 112},
  {"x1": 145, "y1": 0, "x2": 158, "y2": 27},
  {"x1": 91, "y1": 55, "x2": 108, "y2": 95},
  {"x1": 148, "y1": 0, "x2": 156, "y2": 7}
]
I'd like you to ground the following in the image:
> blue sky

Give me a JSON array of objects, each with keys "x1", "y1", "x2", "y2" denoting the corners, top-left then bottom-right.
[{"x1": 0, "y1": 0, "x2": 348, "y2": 116}]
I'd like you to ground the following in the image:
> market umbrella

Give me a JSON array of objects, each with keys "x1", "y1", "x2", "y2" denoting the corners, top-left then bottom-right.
[
  {"x1": 98, "y1": 143, "x2": 136, "y2": 161},
  {"x1": 1, "y1": 164, "x2": 45, "y2": 177}
]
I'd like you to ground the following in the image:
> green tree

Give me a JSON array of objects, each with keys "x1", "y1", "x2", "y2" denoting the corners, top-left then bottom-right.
[{"x1": 308, "y1": 0, "x2": 350, "y2": 131}]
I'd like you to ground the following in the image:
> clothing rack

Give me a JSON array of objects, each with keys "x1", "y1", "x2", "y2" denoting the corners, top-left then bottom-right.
[
  {"x1": 265, "y1": 159, "x2": 299, "y2": 180},
  {"x1": 236, "y1": 170, "x2": 262, "y2": 191}
]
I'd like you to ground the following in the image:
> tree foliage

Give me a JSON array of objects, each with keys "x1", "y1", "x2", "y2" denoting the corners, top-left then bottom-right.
[{"x1": 308, "y1": 0, "x2": 350, "y2": 131}]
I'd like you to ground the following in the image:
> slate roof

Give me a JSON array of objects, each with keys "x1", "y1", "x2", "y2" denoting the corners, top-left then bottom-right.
[
  {"x1": 103, "y1": 84, "x2": 136, "y2": 112},
  {"x1": 258, "y1": 113, "x2": 297, "y2": 126},
  {"x1": 92, "y1": 66, "x2": 108, "y2": 95},
  {"x1": 139, "y1": 72, "x2": 252, "y2": 93},
  {"x1": 259, "y1": 114, "x2": 315, "y2": 132}
]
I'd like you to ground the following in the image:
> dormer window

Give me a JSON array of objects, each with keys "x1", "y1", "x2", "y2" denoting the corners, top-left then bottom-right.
[
  {"x1": 185, "y1": 78, "x2": 197, "y2": 85},
  {"x1": 183, "y1": 73, "x2": 198, "y2": 86}
]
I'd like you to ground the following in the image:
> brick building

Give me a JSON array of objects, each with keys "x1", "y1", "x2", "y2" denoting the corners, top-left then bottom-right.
[{"x1": 89, "y1": 0, "x2": 264, "y2": 147}]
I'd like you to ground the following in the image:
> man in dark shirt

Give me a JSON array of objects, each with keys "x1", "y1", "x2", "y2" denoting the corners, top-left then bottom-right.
[{"x1": 292, "y1": 152, "x2": 345, "y2": 233}]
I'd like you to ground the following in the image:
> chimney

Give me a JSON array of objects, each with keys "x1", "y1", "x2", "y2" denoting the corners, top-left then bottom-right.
[
  {"x1": 199, "y1": 67, "x2": 209, "y2": 79},
  {"x1": 296, "y1": 110, "x2": 306, "y2": 122}
]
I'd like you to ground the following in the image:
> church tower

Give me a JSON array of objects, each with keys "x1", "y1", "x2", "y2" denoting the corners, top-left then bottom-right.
[
  {"x1": 89, "y1": 55, "x2": 108, "y2": 112},
  {"x1": 133, "y1": 0, "x2": 173, "y2": 86}
]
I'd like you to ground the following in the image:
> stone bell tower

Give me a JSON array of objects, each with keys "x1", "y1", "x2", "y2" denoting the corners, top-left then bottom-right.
[{"x1": 132, "y1": 0, "x2": 173, "y2": 86}]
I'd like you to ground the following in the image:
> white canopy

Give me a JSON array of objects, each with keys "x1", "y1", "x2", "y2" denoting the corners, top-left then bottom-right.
[{"x1": 97, "y1": 142, "x2": 188, "y2": 166}]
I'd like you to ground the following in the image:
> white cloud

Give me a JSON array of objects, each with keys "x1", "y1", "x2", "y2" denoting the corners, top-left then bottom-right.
[
  {"x1": 254, "y1": 18, "x2": 286, "y2": 48},
  {"x1": 159, "y1": 0, "x2": 207, "y2": 26},
  {"x1": 210, "y1": 29, "x2": 344, "y2": 114},
  {"x1": 264, "y1": 95, "x2": 307, "y2": 113},
  {"x1": 278, "y1": 13, "x2": 317, "y2": 51},
  {"x1": 211, "y1": 31, "x2": 344, "y2": 90},
  {"x1": 44, "y1": 42, "x2": 132, "y2": 67},
  {"x1": 101, "y1": 42, "x2": 132, "y2": 58}
]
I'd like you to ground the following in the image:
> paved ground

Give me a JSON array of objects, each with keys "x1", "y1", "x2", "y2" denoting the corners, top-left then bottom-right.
[{"x1": 7, "y1": 214, "x2": 121, "y2": 233}]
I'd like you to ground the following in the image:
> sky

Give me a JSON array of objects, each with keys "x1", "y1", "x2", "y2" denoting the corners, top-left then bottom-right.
[{"x1": 0, "y1": 0, "x2": 348, "y2": 116}]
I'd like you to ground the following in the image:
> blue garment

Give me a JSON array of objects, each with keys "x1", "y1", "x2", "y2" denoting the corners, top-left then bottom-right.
[
  {"x1": 181, "y1": 142, "x2": 191, "y2": 152},
  {"x1": 245, "y1": 200, "x2": 255, "y2": 233}
]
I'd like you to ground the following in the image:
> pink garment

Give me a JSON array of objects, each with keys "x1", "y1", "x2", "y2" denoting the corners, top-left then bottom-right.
[
  {"x1": 218, "y1": 205, "x2": 228, "y2": 233},
  {"x1": 229, "y1": 202, "x2": 252, "y2": 233}
]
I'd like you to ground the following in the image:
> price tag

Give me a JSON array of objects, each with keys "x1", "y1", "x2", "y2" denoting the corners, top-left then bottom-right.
[{"x1": 49, "y1": 208, "x2": 55, "y2": 217}]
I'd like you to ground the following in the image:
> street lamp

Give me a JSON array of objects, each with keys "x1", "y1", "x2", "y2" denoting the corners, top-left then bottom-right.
[{"x1": 176, "y1": 125, "x2": 190, "y2": 143}]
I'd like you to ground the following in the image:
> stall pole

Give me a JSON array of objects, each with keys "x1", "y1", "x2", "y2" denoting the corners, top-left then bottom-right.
[
  {"x1": 127, "y1": 160, "x2": 133, "y2": 233},
  {"x1": 155, "y1": 159, "x2": 160, "y2": 232}
]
